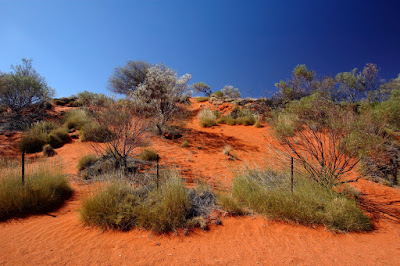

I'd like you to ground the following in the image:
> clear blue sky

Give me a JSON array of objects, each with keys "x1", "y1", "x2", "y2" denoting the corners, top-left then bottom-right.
[{"x1": 1, "y1": 0, "x2": 399, "y2": 98}]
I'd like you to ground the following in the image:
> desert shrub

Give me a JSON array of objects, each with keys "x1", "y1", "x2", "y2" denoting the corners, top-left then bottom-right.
[
  {"x1": 254, "y1": 114, "x2": 262, "y2": 127},
  {"x1": 63, "y1": 109, "x2": 91, "y2": 130},
  {"x1": 138, "y1": 149, "x2": 158, "y2": 161},
  {"x1": 235, "y1": 115, "x2": 255, "y2": 126},
  {"x1": 221, "y1": 85, "x2": 241, "y2": 99},
  {"x1": 47, "y1": 127, "x2": 70, "y2": 148},
  {"x1": 181, "y1": 140, "x2": 189, "y2": 147},
  {"x1": 198, "y1": 108, "x2": 217, "y2": 127},
  {"x1": 18, "y1": 132, "x2": 47, "y2": 153},
  {"x1": 80, "y1": 171, "x2": 214, "y2": 233},
  {"x1": 80, "y1": 122, "x2": 112, "y2": 142},
  {"x1": 196, "y1": 96, "x2": 209, "y2": 103},
  {"x1": 30, "y1": 121, "x2": 58, "y2": 135},
  {"x1": 0, "y1": 165, "x2": 73, "y2": 221},
  {"x1": 43, "y1": 144, "x2": 56, "y2": 157},
  {"x1": 212, "y1": 91, "x2": 223, "y2": 98},
  {"x1": 216, "y1": 193, "x2": 249, "y2": 216},
  {"x1": 77, "y1": 154, "x2": 98, "y2": 171},
  {"x1": 230, "y1": 169, "x2": 372, "y2": 232},
  {"x1": 218, "y1": 115, "x2": 236, "y2": 125}
]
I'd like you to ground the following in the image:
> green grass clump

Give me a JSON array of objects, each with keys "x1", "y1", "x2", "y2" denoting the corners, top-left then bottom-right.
[
  {"x1": 0, "y1": 165, "x2": 73, "y2": 221},
  {"x1": 235, "y1": 115, "x2": 256, "y2": 125},
  {"x1": 80, "y1": 171, "x2": 195, "y2": 233},
  {"x1": 218, "y1": 115, "x2": 236, "y2": 125},
  {"x1": 47, "y1": 127, "x2": 71, "y2": 148},
  {"x1": 216, "y1": 193, "x2": 249, "y2": 216},
  {"x1": 212, "y1": 91, "x2": 224, "y2": 98},
  {"x1": 18, "y1": 133, "x2": 47, "y2": 153},
  {"x1": 228, "y1": 169, "x2": 372, "y2": 232},
  {"x1": 196, "y1": 96, "x2": 210, "y2": 103},
  {"x1": 138, "y1": 149, "x2": 158, "y2": 161},
  {"x1": 63, "y1": 109, "x2": 91, "y2": 130},
  {"x1": 80, "y1": 122, "x2": 111, "y2": 142},
  {"x1": 77, "y1": 154, "x2": 98, "y2": 171},
  {"x1": 198, "y1": 108, "x2": 217, "y2": 127}
]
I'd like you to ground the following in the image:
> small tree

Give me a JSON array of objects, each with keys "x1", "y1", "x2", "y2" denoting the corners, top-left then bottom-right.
[
  {"x1": 274, "y1": 64, "x2": 316, "y2": 103},
  {"x1": 221, "y1": 85, "x2": 241, "y2": 99},
  {"x1": 193, "y1": 82, "x2": 211, "y2": 97},
  {"x1": 130, "y1": 64, "x2": 192, "y2": 135},
  {"x1": 87, "y1": 99, "x2": 152, "y2": 170},
  {"x1": 273, "y1": 93, "x2": 361, "y2": 187},
  {"x1": 108, "y1": 60, "x2": 151, "y2": 95},
  {"x1": 0, "y1": 59, "x2": 54, "y2": 112},
  {"x1": 335, "y1": 63, "x2": 381, "y2": 103}
]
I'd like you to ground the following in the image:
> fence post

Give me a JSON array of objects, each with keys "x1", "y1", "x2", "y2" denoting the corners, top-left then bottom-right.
[
  {"x1": 291, "y1": 156, "x2": 294, "y2": 194},
  {"x1": 22, "y1": 151, "x2": 25, "y2": 186},
  {"x1": 156, "y1": 154, "x2": 159, "y2": 189}
]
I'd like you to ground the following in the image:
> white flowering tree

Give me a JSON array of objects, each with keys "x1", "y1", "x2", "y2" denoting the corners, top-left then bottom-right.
[
  {"x1": 221, "y1": 85, "x2": 241, "y2": 99},
  {"x1": 130, "y1": 64, "x2": 192, "y2": 135}
]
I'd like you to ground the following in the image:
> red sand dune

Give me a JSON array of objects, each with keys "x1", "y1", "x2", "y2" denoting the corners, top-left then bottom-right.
[{"x1": 1, "y1": 100, "x2": 400, "y2": 265}]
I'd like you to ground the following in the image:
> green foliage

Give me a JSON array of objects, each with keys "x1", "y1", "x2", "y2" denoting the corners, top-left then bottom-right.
[
  {"x1": 77, "y1": 154, "x2": 98, "y2": 171},
  {"x1": 0, "y1": 165, "x2": 73, "y2": 221},
  {"x1": 195, "y1": 96, "x2": 210, "y2": 103},
  {"x1": 80, "y1": 122, "x2": 111, "y2": 142},
  {"x1": 63, "y1": 109, "x2": 91, "y2": 130},
  {"x1": 193, "y1": 82, "x2": 212, "y2": 97},
  {"x1": 0, "y1": 59, "x2": 54, "y2": 112},
  {"x1": 198, "y1": 108, "x2": 217, "y2": 127},
  {"x1": 18, "y1": 132, "x2": 47, "y2": 153},
  {"x1": 374, "y1": 88, "x2": 400, "y2": 131},
  {"x1": 80, "y1": 171, "x2": 206, "y2": 233},
  {"x1": 138, "y1": 149, "x2": 158, "y2": 161},
  {"x1": 230, "y1": 169, "x2": 372, "y2": 232},
  {"x1": 218, "y1": 115, "x2": 236, "y2": 125},
  {"x1": 212, "y1": 91, "x2": 223, "y2": 98},
  {"x1": 30, "y1": 121, "x2": 58, "y2": 135},
  {"x1": 216, "y1": 193, "x2": 249, "y2": 216},
  {"x1": 108, "y1": 60, "x2": 151, "y2": 95}
]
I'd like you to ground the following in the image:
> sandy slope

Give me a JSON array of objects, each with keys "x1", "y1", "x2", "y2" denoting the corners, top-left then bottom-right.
[{"x1": 1, "y1": 100, "x2": 400, "y2": 265}]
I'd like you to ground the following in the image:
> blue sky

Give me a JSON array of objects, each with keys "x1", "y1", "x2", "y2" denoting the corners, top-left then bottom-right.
[{"x1": 1, "y1": 0, "x2": 399, "y2": 98}]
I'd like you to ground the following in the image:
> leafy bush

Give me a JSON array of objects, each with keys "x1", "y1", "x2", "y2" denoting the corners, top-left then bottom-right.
[
  {"x1": 138, "y1": 149, "x2": 158, "y2": 161},
  {"x1": 77, "y1": 154, "x2": 98, "y2": 171},
  {"x1": 218, "y1": 115, "x2": 236, "y2": 125},
  {"x1": 212, "y1": 91, "x2": 224, "y2": 98},
  {"x1": 63, "y1": 109, "x2": 91, "y2": 130},
  {"x1": 229, "y1": 169, "x2": 372, "y2": 232},
  {"x1": 80, "y1": 122, "x2": 111, "y2": 142},
  {"x1": 18, "y1": 133, "x2": 47, "y2": 153},
  {"x1": 80, "y1": 171, "x2": 214, "y2": 233},
  {"x1": 47, "y1": 127, "x2": 70, "y2": 149},
  {"x1": 196, "y1": 96, "x2": 209, "y2": 103},
  {"x1": 216, "y1": 193, "x2": 249, "y2": 216},
  {"x1": 198, "y1": 108, "x2": 217, "y2": 127},
  {"x1": 0, "y1": 165, "x2": 73, "y2": 220}
]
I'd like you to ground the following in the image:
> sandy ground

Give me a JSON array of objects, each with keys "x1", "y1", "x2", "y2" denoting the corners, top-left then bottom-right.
[{"x1": 1, "y1": 100, "x2": 400, "y2": 265}]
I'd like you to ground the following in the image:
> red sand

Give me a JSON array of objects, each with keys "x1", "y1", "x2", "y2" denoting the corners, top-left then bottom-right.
[{"x1": 1, "y1": 100, "x2": 400, "y2": 265}]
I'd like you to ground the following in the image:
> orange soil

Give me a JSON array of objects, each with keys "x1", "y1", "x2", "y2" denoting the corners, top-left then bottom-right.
[{"x1": 1, "y1": 100, "x2": 400, "y2": 265}]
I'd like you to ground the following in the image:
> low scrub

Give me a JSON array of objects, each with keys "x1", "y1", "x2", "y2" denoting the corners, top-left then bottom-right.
[
  {"x1": 63, "y1": 109, "x2": 91, "y2": 130},
  {"x1": 226, "y1": 169, "x2": 372, "y2": 232},
  {"x1": 80, "y1": 122, "x2": 111, "y2": 142},
  {"x1": 212, "y1": 91, "x2": 223, "y2": 98},
  {"x1": 19, "y1": 133, "x2": 47, "y2": 153},
  {"x1": 77, "y1": 154, "x2": 98, "y2": 171},
  {"x1": 196, "y1": 96, "x2": 209, "y2": 103},
  {"x1": 198, "y1": 108, "x2": 217, "y2": 127},
  {"x1": 0, "y1": 165, "x2": 73, "y2": 220},
  {"x1": 48, "y1": 127, "x2": 71, "y2": 148},
  {"x1": 80, "y1": 170, "x2": 216, "y2": 233},
  {"x1": 138, "y1": 149, "x2": 158, "y2": 161}
]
